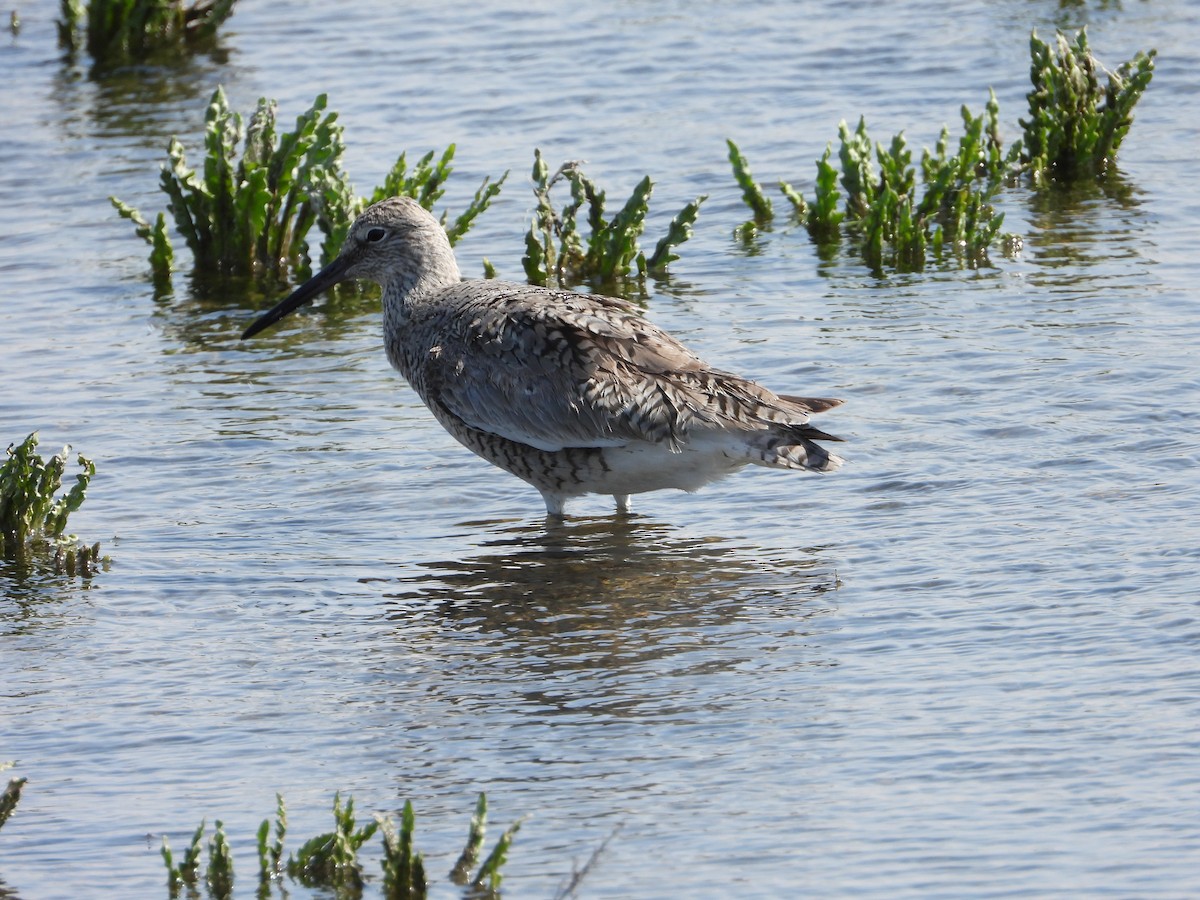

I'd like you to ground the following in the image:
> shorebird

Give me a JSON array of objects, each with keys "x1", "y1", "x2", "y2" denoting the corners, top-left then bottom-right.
[{"x1": 242, "y1": 197, "x2": 844, "y2": 516}]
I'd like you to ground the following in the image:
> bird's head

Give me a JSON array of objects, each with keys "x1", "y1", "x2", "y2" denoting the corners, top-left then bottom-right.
[{"x1": 241, "y1": 196, "x2": 459, "y2": 339}]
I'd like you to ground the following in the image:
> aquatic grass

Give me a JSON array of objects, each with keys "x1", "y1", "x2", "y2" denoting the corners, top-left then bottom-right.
[
  {"x1": 379, "y1": 801, "x2": 426, "y2": 899},
  {"x1": 734, "y1": 29, "x2": 1154, "y2": 273},
  {"x1": 161, "y1": 820, "x2": 205, "y2": 896},
  {"x1": 767, "y1": 101, "x2": 1014, "y2": 272},
  {"x1": 160, "y1": 792, "x2": 523, "y2": 899},
  {"x1": 1, "y1": 432, "x2": 102, "y2": 575},
  {"x1": 256, "y1": 793, "x2": 287, "y2": 885},
  {"x1": 113, "y1": 87, "x2": 351, "y2": 285},
  {"x1": 288, "y1": 792, "x2": 379, "y2": 890},
  {"x1": 448, "y1": 792, "x2": 487, "y2": 886},
  {"x1": 1, "y1": 763, "x2": 25, "y2": 834},
  {"x1": 57, "y1": 0, "x2": 236, "y2": 64},
  {"x1": 1020, "y1": 28, "x2": 1156, "y2": 184},
  {"x1": 523, "y1": 149, "x2": 706, "y2": 291},
  {"x1": 727, "y1": 138, "x2": 773, "y2": 235},
  {"x1": 115, "y1": 89, "x2": 506, "y2": 290}
]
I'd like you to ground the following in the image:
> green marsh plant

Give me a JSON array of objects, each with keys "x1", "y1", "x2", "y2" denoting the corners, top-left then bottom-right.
[
  {"x1": 727, "y1": 139, "x2": 773, "y2": 235},
  {"x1": 1021, "y1": 29, "x2": 1156, "y2": 184},
  {"x1": 115, "y1": 88, "x2": 506, "y2": 290},
  {"x1": 255, "y1": 792, "x2": 287, "y2": 886},
  {"x1": 379, "y1": 800, "x2": 427, "y2": 899},
  {"x1": 447, "y1": 792, "x2": 526, "y2": 896},
  {"x1": 161, "y1": 820, "x2": 205, "y2": 896},
  {"x1": 160, "y1": 791, "x2": 524, "y2": 899},
  {"x1": 448, "y1": 791, "x2": 487, "y2": 885},
  {"x1": 732, "y1": 98, "x2": 1018, "y2": 273},
  {"x1": 730, "y1": 29, "x2": 1154, "y2": 273},
  {"x1": 1, "y1": 432, "x2": 102, "y2": 575},
  {"x1": 523, "y1": 149, "x2": 706, "y2": 292},
  {"x1": 365, "y1": 146, "x2": 508, "y2": 247},
  {"x1": 782, "y1": 99, "x2": 1015, "y2": 272},
  {"x1": 1, "y1": 763, "x2": 25, "y2": 834},
  {"x1": 113, "y1": 87, "x2": 352, "y2": 286},
  {"x1": 288, "y1": 792, "x2": 378, "y2": 890},
  {"x1": 58, "y1": 0, "x2": 236, "y2": 64}
]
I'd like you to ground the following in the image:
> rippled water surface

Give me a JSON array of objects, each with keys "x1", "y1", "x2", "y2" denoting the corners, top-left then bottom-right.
[{"x1": 3, "y1": 0, "x2": 1199, "y2": 897}]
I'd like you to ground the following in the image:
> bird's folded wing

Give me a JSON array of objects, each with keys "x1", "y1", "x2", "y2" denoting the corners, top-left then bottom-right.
[
  {"x1": 418, "y1": 289, "x2": 831, "y2": 452},
  {"x1": 421, "y1": 293, "x2": 718, "y2": 451}
]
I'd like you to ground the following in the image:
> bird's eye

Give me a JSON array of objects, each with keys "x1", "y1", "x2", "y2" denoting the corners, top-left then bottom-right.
[{"x1": 365, "y1": 227, "x2": 387, "y2": 243}]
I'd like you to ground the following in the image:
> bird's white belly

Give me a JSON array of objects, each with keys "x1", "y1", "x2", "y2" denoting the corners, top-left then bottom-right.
[{"x1": 596, "y1": 438, "x2": 747, "y2": 495}]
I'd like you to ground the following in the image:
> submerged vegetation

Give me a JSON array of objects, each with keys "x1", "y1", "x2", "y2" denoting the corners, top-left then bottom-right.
[
  {"x1": 1, "y1": 763, "x2": 25, "y2": 834},
  {"x1": 109, "y1": 28, "x2": 1154, "y2": 295},
  {"x1": 57, "y1": 0, "x2": 236, "y2": 64},
  {"x1": 161, "y1": 791, "x2": 524, "y2": 899},
  {"x1": 113, "y1": 88, "x2": 507, "y2": 288},
  {"x1": 1021, "y1": 29, "x2": 1156, "y2": 184},
  {"x1": 1, "y1": 432, "x2": 103, "y2": 576},
  {"x1": 522, "y1": 149, "x2": 706, "y2": 291},
  {"x1": 730, "y1": 28, "x2": 1154, "y2": 273},
  {"x1": 782, "y1": 96, "x2": 1018, "y2": 271}
]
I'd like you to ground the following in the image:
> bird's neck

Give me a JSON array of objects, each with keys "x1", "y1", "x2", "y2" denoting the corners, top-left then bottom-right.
[
  {"x1": 380, "y1": 257, "x2": 460, "y2": 383},
  {"x1": 381, "y1": 252, "x2": 460, "y2": 319}
]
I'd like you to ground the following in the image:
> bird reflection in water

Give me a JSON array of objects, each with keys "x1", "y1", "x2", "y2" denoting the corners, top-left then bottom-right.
[
  {"x1": 355, "y1": 517, "x2": 842, "y2": 725},
  {"x1": 368, "y1": 516, "x2": 840, "y2": 662}
]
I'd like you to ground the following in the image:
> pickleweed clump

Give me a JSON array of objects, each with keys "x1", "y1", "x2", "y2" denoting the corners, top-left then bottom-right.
[
  {"x1": 730, "y1": 29, "x2": 1154, "y2": 274},
  {"x1": 161, "y1": 820, "x2": 204, "y2": 896},
  {"x1": 287, "y1": 792, "x2": 378, "y2": 890},
  {"x1": 728, "y1": 138, "x2": 774, "y2": 234},
  {"x1": 447, "y1": 791, "x2": 487, "y2": 885},
  {"x1": 255, "y1": 792, "x2": 287, "y2": 885},
  {"x1": 1020, "y1": 28, "x2": 1156, "y2": 184},
  {"x1": 315, "y1": 143, "x2": 508, "y2": 274},
  {"x1": 1, "y1": 763, "x2": 25, "y2": 833},
  {"x1": 113, "y1": 88, "x2": 351, "y2": 285},
  {"x1": 522, "y1": 149, "x2": 706, "y2": 293},
  {"x1": 158, "y1": 792, "x2": 527, "y2": 900},
  {"x1": 57, "y1": 0, "x2": 237, "y2": 66},
  {"x1": 734, "y1": 102, "x2": 1017, "y2": 275},
  {"x1": 776, "y1": 102, "x2": 1015, "y2": 273},
  {"x1": 379, "y1": 800, "x2": 427, "y2": 899},
  {"x1": 114, "y1": 89, "x2": 507, "y2": 291},
  {"x1": 1, "y1": 432, "x2": 104, "y2": 575}
]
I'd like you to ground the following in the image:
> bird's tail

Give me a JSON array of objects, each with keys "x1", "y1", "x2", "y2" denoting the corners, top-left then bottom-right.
[
  {"x1": 747, "y1": 425, "x2": 845, "y2": 473},
  {"x1": 747, "y1": 395, "x2": 845, "y2": 473}
]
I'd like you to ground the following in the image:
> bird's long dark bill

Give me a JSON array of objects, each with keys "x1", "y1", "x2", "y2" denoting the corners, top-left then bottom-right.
[{"x1": 240, "y1": 256, "x2": 352, "y2": 340}]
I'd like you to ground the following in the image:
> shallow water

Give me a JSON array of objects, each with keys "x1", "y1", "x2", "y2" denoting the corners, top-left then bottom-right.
[{"x1": 2, "y1": 0, "x2": 1199, "y2": 897}]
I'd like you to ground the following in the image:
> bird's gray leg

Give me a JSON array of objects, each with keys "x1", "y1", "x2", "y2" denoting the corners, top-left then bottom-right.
[
  {"x1": 614, "y1": 494, "x2": 631, "y2": 514},
  {"x1": 541, "y1": 490, "x2": 566, "y2": 518}
]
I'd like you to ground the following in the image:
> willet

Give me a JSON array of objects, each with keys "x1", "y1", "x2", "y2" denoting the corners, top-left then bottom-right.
[{"x1": 242, "y1": 197, "x2": 844, "y2": 515}]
